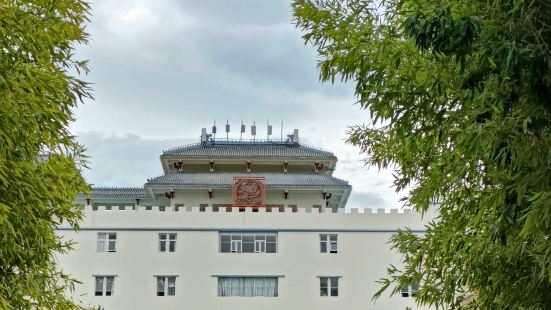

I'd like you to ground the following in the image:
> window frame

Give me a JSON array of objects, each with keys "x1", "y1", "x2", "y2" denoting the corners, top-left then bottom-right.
[
  {"x1": 156, "y1": 276, "x2": 177, "y2": 297},
  {"x1": 220, "y1": 232, "x2": 277, "y2": 253},
  {"x1": 94, "y1": 275, "x2": 116, "y2": 296},
  {"x1": 319, "y1": 276, "x2": 339, "y2": 297},
  {"x1": 320, "y1": 234, "x2": 338, "y2": 253},
  {"x1": 97, "y1": 232, "x2": 117, "y2": 253},
  {"x1": 217, "y1": 276, "x2": 279, "y2": 297},
  {"x1": 159, "y1": 233, "x2": 177, "y2": 253},
  {"x1": 401, "y1": 284, "x2": 420, "y2": 297}
]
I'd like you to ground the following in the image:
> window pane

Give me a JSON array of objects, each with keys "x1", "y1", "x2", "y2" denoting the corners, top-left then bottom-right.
[
  {"x1": 167, "y1": 277, "x2": 176, "y2": 296},
  {"x1": 254, "y1": 235, "x2": 266, "y2": 241},
  {"x1": 159, "y1": 234, "x2": 167, "y2": 240},
  {"x1": 401, "y1": 285, "x2": 409, "y2": 297},
  {"x1": 169, "y1": 234, "x2": 176, "y2": 241},
  {"x1": 320, "y1": 277, "x2": 329, "y2": 296},
  {"x1": 108, "y1": 240, "x2": 116, "y2": 252},
  {"x1": 157, "y1": 277, "x2": 165, "y2": 296},
  {"x1": 221, "y1": 242, "x2": 231, "y2": 252},
  {"x1": 320, "y1": 234, "x2": 327, "y2": 241},
  {"x1": 242, "y1": 242, "x2": 254, "y2": 253},
  {"x1": 109, "y1": 233, "x2": 117, "y2": 240},
  {"x1": 266, "y1": 235, "x2": 276, "y2": 242},
  {"x1": 320, "y1": 241, "x2": 327, "y2": 253},
  {"x1": 231, "y1": 235, "x2": 241, "y2": 240},
  {"x1": 330, "y1": 242, "x2": 338, "y2": 253},
  {"x1": 266, "y1": 242, "x2": 276, "y2": 253},
  {"x1": 159, "y1": 240, "x2": 166, "y2": 252},
  {"x1": 254, "y1": 278, "x2": 266, "y2": 296},
  {"x1": 169, "y1": 241, "x2": 176, "y2": 252},
  {"x1": 243, "y1": 235, "x2": 254, "y2": 243},
  {"x1": 329, "y1": 235, "x2": 337, "y2": 241},
  {"x1": 330, "y1": 287, "x2": 338, "y2": 297},
  {"x1": 231, "y1": 278, "x2": 240, "y2": 296},
  {"x1": 221, "y1": 234, "x2": 230, "y2": 242},
  {"x1": 95, "y1": 277, "x2": 104, "y2": 296},
  {"x1": 105, "y1": 277, "x2": 114, "y2": 296}
]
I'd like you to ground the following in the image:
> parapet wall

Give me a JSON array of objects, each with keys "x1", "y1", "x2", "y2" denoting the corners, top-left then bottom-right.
[{"x1": 61, "y1": 204, "x2": 434, "y2": 232}]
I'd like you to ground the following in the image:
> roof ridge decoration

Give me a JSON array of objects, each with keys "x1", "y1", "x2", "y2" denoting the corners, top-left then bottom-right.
[
  {"x1": 161, "y1": 142, "x2": 336, "y2": 159},
  {"x1": 145, "y1": 171, "x2": 350, "y2": 187}
]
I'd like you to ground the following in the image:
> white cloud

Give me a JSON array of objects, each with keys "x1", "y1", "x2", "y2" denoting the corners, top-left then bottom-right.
[{"x1": 72, "y1": 0, "x2": 405, "y2": 209}]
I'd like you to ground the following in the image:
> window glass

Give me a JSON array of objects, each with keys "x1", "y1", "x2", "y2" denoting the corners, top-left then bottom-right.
[
  {"x1": 157, "y1": 277, "x2": 165, "y2": 296},
  {"x1": 401, "y1": 285, "x2": 409, "y2": 297},
  {"x1": 105, "y1": 277, "x2": 114, "y2": 296},
  {"x1": 330, "y1": 277, "x2": 339, "y2": 296},
  {"x1": 242, "y1": 242, "x2": 254, "y2": 253},
  {"x1": 320, "y1": 277, "x2": 328, "y2": 296},
  {"x1": 167, "y1": 277, "x2": 176, "y2": 296},
  {"x1": 95, "y1": 277, "x2": 104, "y2": 296}
]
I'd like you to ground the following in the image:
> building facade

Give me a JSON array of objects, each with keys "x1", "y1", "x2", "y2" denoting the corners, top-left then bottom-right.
[{"x1": 57, "y1": 128, "x2": 431, "y2": 310}]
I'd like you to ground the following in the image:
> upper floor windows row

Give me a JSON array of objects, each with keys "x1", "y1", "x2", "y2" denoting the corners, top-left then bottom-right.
[
  {"x1": 97, "y1": 232, "x2": 339, "y2": 254},
  {"x1": 219, "y1": 232, "x2": 277, "y2": 253}
]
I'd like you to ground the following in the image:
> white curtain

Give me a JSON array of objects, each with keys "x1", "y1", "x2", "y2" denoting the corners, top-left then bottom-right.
[
  {"x1": 218, "y1": 277, "x2": 278, "y2": 297},
  {"x1": 265, "y1": 278, "x2": 278, "y2": 297},
  {"x1": 97, "y1": 234, "x2": 106, "y2": 252}
]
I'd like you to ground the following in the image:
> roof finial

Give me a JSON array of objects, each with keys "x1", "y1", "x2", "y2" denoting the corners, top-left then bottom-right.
[
  {"x1": 212, "y1": 117, "x2": 217, "y2": 140},
  {"x1": 225, "y1": 119, "x2": 230, "y2": 141}
]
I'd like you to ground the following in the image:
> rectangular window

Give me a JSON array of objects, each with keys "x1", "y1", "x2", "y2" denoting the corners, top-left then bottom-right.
[
  {"x1": 320, "y1": 234, "x2": 338, "y2": 253},
  {"x1": 217, "y1": 277, "x2": 278, "y2": 297},
  {"x1": 159, "y1": 233, "x2": 177, "y2": 252},
  {"x1": 94, "y1": 276, "x2": 115, "y2": 296},
  {"x1": 97, "y1": 233, "x2": 117, "y2": 252},
  {"x1": 401, "y1": 284, "x2": 420, "y2": 297},
  {"x1": 320, "y1": 277, "x2": 339, "y2": 297},
  {"x1": 220, "y1": 232, "x2": 277, "y2": 253},
  {"x1": 156, "y1": 276, "x2": 177, "y2": 296}
]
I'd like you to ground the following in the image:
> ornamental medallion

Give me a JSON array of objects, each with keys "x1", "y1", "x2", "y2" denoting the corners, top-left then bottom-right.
[{"x1": 232, "y1": 176, "x2": 265, "y2": 207}]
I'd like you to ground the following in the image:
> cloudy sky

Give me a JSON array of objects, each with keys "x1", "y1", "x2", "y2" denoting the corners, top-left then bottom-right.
[{"x1": 72, "y1": 0, "x2": 403, "y2": 210}]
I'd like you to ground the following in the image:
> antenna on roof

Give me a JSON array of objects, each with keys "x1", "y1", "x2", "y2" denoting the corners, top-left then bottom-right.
[
  {"x1": 251, "y1": 120, "x2": 257, "y2": 141},
  {"x1": 240, "y1": 120, "x2": 245, "y2": 141},
  {"x1": 267, "y1": 119, "x2": 272, "y2": 140},
  {"x1": 225, "y1": 119, "x2": 230, "y2": 140},
  {"x1": 212, "y1": 118, "x2": 217, "y2": 140}
]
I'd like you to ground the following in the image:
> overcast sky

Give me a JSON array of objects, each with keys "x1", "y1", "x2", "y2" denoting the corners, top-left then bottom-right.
[{"x1": 72, "y1": 0, "x2": 404, "y2": 210}]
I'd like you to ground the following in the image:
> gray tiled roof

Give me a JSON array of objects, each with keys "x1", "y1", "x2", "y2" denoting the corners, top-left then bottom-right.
[
  {"x1": 162, "y1": 142, "x2": 336, "y2": 159},
  {"x1": 146, "y1": 172, "x2": 349, "y2": 188},
  {"x1": 82, "y1": 187, "x2": 148, "y2": 198}
]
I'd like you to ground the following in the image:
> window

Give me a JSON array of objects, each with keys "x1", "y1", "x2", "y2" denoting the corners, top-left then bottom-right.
[
  {"x1": 217, "y1": 277, "x2": 278, "y2": 297},
  {"x1": 320, "y1": 277, "x2": 339, "y2": 297},
  {"x1": 95, "y1": 276, "x2": 115, "y2": 296},
  {"x1": 97, "y1": 233, "x2": 116, "y2": 252},
  {"x1": 220, "y1": 232, "x2": 277, "y2": 253},
  {"x1": 401, "y1": 283, "x2": 420, "y2": 297},
  {"x1": 320, "y1": 234, "x2": 338, "y2": 253},
  {"x1": 159, "y1": 233, "x2": 177, "y2": 252},
  {"x1": 156, "y1": 276, "x2": 176, "y2": 296}
]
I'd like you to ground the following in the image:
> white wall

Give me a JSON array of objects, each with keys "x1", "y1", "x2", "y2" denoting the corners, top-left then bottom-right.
[{"x1": 56, "y1": 207, "x2": 435, "y2": 310}]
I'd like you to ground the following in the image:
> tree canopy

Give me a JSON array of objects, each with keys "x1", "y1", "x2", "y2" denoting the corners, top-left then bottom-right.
[
  {"x1": 0, "y1": 0, "x2": 91, "y2": 308},
  {"x1": 294, "y1": 0, "x2": 551, "y2": 308}
]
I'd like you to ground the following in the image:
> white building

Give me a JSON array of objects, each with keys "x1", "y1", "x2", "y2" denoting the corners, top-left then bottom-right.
[{"x1": 57, "y1": 128, "x2": 431, "y2": 310}]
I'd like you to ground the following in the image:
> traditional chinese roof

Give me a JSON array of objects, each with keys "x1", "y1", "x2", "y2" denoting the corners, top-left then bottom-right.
[
  {"x1": 146, "y1": 172, "x2": 349, "y2": 188},
  {"x1": 82, "y1": 187, "x2": 148, "y2": 198},
  {"x1": 161, "y1": 141, "x2": 336, "y2": 159}
]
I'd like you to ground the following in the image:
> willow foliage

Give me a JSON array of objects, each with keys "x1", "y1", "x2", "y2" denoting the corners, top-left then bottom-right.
[
  {"x1": 294, "y1": 0, "x2": 551, "y2": 308},
  {"x1": 0, "y1": 1, "x2": 91, "y2": 309}
]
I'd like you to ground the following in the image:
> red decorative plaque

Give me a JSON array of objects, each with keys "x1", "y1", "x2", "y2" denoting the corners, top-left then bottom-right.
[{"x1": 232, "y1": 176, "x2": 265, "y2": 207}]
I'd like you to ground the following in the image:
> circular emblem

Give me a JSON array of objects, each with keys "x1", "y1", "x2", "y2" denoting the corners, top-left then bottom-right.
[{"x1": 234, "y1": 178, "x2": 263, "y2": 206}]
